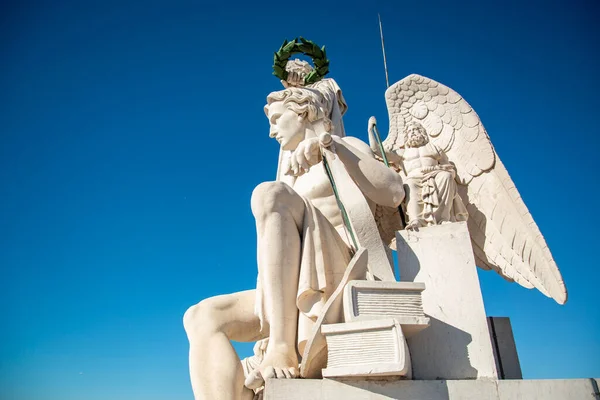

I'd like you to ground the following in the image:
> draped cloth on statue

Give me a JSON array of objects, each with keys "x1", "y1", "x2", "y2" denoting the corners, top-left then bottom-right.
[
  {"x1": 312, "y1": 78, "x2": 347, "y2": 138},
  {"x1": 409, "y1": 166, "x2": 468, "y2": 225},
  {"x1": 254, "y1": 196, "x2": 352, "y2": 355}
]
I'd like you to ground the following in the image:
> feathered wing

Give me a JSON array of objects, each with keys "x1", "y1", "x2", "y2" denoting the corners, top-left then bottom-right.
[{"x1": 377, "y1": 74, "x2": 567, "y2": 304}]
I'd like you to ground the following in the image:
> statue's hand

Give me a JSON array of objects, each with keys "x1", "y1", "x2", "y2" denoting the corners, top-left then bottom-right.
[{"x1": 285, "y1": 137, "x2": 321, "y2": 177}]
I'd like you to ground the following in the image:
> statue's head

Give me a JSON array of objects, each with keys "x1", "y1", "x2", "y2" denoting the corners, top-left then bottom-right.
[
  {"x1": 283, "y1": 59, "x2": 313, "y2": 88},
  {"x1": 265, "y1": 85, "x2": 331, "y2": 151},
  {"x1": 404, "y1": 121, "x2": 429, "y2": 148}
]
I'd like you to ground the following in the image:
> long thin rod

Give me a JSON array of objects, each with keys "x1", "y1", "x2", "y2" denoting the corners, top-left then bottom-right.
[
  {"x1": 376, "y1": 15, "x2": 408, "y2": 228},
  {"x1": 372, "y1": 124, "x2": 389, "y2": 166},
  {"x1": 378, "y1": 13, "x2": 390, "y2": 88},
  {"x1": 322, "y1": 153, "x2": 358, "y2": 251}
]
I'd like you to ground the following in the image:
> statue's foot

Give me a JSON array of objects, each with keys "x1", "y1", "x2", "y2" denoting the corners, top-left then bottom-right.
[
  {"x1": 244, "y1": 347, "x2": 299, "y2": 390},
  {"x1": 406, "y1": 219, "x2": 424, "y2": 231}
]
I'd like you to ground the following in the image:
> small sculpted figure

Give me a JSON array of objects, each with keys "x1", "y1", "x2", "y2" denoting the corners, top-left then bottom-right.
[
  {"x1": 183, "y1": 75, "x2": 404, "y2": 400},
  {"x1": 369, "y1": 73, "x2": 567, "y2": 305},
  {"x1": 398, "y1": 121, "x2": 467, "y2": 230}
]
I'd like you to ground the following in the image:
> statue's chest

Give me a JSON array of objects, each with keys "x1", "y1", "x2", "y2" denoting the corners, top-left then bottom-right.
[
  {"x1": 293, "y1": 163, "x2": 333, "y2": 200},
  {"x1": 406, "y1": 146, "x2": 434, "y2": 159},
  {"x1": 403, "y1": 148, "x2": 421, "y2": 162}
]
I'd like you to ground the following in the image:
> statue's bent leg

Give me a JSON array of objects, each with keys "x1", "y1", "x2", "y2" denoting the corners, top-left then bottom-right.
[
  {"x1": 247, "y1": 181, "x2": 305, "y2": 388},
  {"x1": 184, "y1": 290, "x2": 263, "y2": 400},
  {"x1": 433, "y1": 171, "x2": 456, "y2": 223}
]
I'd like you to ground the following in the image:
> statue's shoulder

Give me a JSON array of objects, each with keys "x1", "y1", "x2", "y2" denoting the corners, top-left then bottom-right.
[
  {"x1": 431, "y1": 142, "x2": 447, "y2": 157},
  {"x1": 421, "y1": 141, "x2": 441, "y2": 155}
]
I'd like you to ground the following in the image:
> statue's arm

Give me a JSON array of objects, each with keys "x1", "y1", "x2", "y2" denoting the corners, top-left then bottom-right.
[
  {"x1": 432, "y1": 144, "x2": 458, "y2": 174},
  {"x1": 330, "y1": 136, "x2": 405, "y2": 208},
  {"x1": 436, "y1": 144, "x2": 449, "y2": 164}
]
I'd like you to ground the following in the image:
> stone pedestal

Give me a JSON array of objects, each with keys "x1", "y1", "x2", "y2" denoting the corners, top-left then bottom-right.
[
  {"x1": 395, "y1": 222, "x2": 498, "y2": 379},
  {"x1": 264, "y1": 378, "x2": 600, "y2": 400}
]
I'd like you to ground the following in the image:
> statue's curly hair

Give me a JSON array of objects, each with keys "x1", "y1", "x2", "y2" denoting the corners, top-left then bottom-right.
[{"x1": 265, "y1": 88, "x2": 324, "y2": 122}]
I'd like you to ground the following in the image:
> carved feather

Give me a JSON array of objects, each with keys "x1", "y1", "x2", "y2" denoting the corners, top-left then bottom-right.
[{"x1": 378, "y1": 74, "x2": 567, "y2": 304}]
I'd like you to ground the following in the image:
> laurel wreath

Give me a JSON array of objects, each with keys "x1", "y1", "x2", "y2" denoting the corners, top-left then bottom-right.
[{"x1": 273, "y1": 37, "x2": 330, "y2": 85}]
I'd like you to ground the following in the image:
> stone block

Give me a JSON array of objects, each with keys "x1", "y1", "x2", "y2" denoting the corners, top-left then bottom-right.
[
  {"x1": 497, "y1": 378, "x2": 600, "y2": 399},
  {"x1": 342, "y1": 280, "x2": 430, "y2": 338},
  {"x1": 321, "y1": 318, "x2": 410, "y2": 378},
  {"x1": 264, "y1": 378, "x2": 600, "y2": 400},
  {"x1": 396, "y1": 222, "x2": 498, "y2": 379}
]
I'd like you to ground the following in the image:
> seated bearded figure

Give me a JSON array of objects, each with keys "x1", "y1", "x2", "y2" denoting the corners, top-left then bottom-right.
[
  {"x1": 183, "y1": 78, "x2": 405, "y2": 400},
  {"x1": 400, "y1": 122, "x2": 468, "y2": 230}
]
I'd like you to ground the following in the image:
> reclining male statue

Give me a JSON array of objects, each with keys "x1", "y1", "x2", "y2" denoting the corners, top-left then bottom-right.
[{"x1": 183, "y1": 77, "x2": 405, "y2": 400}]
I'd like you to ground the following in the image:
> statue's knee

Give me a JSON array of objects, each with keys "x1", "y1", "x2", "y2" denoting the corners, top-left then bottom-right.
[
  {"x1": 251, "y1": 181, "x2": 294, "y2": 218},
  {"x1": 436, "y1": 171, "x2": 454, "y2": 185},
  {"x1": 183, "y1": 298, "x2": 221, "y2": 337},
  {"x1": 183, "y1": 303, "x2": 200, "y2": 334}
]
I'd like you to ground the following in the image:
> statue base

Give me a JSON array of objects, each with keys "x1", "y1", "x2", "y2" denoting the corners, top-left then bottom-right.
[
  {"x1": 263, "y1": 378, "x2": 600, "y2": 400},
  {"x1": 396, "y1": 222, "x2": 498, "y2": 379}
]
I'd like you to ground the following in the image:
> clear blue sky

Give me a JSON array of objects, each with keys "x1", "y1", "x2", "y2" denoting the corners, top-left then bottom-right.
[{"x1": 1, "y1": 1, "x2": 598, "y2": 399}]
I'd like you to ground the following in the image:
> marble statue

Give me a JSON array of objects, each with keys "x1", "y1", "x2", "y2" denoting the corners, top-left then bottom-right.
[
  {"x1": 183, "y1": 39, "x2": 570, "y2": 397},
  {"x1": 371, "y1": 120, "x2": 468, "y2": 230},
  {"x1": 183, "y1": 62, "x2": 405, "y2": 400},
  {"x1": 368, "y1": 74, "x2": 567, "y2": 305}
]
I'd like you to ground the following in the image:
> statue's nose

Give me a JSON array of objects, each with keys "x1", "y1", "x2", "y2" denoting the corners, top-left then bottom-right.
[{"x1": 269, "y1": 130, "x2": 277, "y2": 138}]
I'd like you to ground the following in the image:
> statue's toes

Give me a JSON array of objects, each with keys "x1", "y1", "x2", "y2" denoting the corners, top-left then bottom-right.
[
  {"x1": 245, "y1": 365, "x2": 298, "y2": 389},
  {"x1": 244, "y1": 369, "x2": 265, "y2": 390},
  {"x1": 273, "y1": 366, "x2": 298, "y2": 379},
  {"x1": 274, "y1": 367, "x2": 286, "y2": 379},
  {"x1": 262, "y1": 366, "x2": 276, "y2": 379},
  {"x1": 290, "y1": 367, "x2": 298, "y2": 377},
  {"x1": 287, "y1": 367, "x2": 298, "y2": 379}
]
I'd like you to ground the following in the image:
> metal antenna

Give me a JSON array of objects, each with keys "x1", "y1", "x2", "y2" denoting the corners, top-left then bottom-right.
[{"x1": 378, "y1": 13, "x2": 390, "y2": 88}]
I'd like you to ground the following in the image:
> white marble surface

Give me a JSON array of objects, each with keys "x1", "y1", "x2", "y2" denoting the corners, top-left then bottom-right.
[
  {"x1": 264, "y1": 378, "x2": 600, "y2": 400},
  {"x1": 397, "y1": 222, "x2": 498, "y2": 380},
  {"x1": 342, "y1": 280, "x2": 429, "y2": 337},
  {"x1": 321, "y1": 318, "x2": 411, "y2": 378}
]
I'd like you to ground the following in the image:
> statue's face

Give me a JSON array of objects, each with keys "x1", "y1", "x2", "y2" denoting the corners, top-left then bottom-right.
[
  {"x1": 405, "y1": 123, "x2": 428, "y2": 148},
  {"x1": 267, "y1": 101, "x2": 306, "y2": 151}
]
